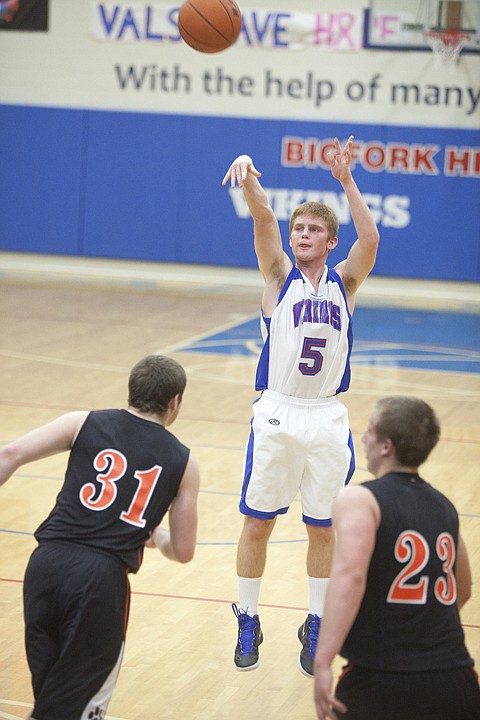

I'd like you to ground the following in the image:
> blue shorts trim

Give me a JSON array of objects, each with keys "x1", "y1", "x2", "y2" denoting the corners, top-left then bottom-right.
[
  {"x1": 302, "y1": 515, "x2": 333, "y2": 527},
  {"x1": 239, "y1": 503, "x2": 289, "y2": 520}
]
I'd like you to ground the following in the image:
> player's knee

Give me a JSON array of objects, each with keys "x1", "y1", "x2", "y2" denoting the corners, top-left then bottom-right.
[
  {"x1": 243, "y1": 516, "x2": 275, "y2": 543},
  {"x1": 306, "y1": 523, "x2": 333, "y2": 546}
]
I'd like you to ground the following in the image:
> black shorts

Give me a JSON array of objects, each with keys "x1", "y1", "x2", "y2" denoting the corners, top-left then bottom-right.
[
  {"x1": 334, "y1": 663, "x2": 480, "y2": 720},
  {"x1": 23, "y1": 541, "x2": 131, "y2": 720}
]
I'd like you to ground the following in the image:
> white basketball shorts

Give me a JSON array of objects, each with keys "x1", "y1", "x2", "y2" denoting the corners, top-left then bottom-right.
[{"x1": 240, "y1": 390, "x2": 355, "y2": 526}]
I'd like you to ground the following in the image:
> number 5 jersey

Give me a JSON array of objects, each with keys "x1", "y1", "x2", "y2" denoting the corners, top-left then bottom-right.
[{"x1": 255, "y1": 264, "x2": 352, "y2": 399}]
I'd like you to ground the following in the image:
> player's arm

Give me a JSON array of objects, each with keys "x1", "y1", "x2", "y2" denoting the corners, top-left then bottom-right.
[
  {"x1": 456, "y1": 531, "x2": 472, "y2": 610},
  {"x1": 222, "y1": 154, "x2": 291, "y2": 313},
  {"x1": 328, "y1": 136, "x2": 379, "y2": 303},
  {"x1": 147, "y1": 455, "x2": 200, "y2": 563},
  {"x1": 0, "y1": 411, "x2": 89, "y2": 488},
  {"x1": 314, "y1": 485, "x2": 380, "y2": 720}
]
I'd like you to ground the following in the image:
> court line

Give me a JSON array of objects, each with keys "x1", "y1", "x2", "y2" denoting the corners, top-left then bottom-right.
[
  {"x1": 0, "y1": 528, "x2": 311, "y2": 544},
  {"x1": 0, "y1": 710, "x2": 25, "y2": 720},
  {"x1": 0, "y1": 349, "x2": 127, "y2": 373},
  {"x1": 1, "y1": 577, "x2": 479, "y2": 631},
  {"x1": 154, "y1": 312, "x2": 260, "y2": 356},
  {"x1": 0, "y1": 698, "x2": 127, "y2": 720}
]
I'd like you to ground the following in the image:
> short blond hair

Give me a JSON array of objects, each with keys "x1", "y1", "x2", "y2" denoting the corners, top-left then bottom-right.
[{"x1": 289, "y1": 202, "x2": 339, "y2": 238}]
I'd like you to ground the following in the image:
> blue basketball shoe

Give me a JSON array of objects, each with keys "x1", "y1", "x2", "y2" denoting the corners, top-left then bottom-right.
[
  {"x1": 298, "y1": 613, "x2": 321, "y2": 677},
  {"x1": 232, "y1": 603, "x2": 263, "y2": 671}
]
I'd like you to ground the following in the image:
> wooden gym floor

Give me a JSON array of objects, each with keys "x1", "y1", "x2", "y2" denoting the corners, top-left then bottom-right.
[{"x1": 0, "y1": 252, "x2": 479, "y2": 719}]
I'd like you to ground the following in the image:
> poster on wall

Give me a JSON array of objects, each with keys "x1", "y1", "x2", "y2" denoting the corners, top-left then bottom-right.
[
  {"x1": 0, "y1": 1, "x2": 479, "y2": 281},
  {"x1": 0, "y1": 0, "x2": 48, "y2": 30}
]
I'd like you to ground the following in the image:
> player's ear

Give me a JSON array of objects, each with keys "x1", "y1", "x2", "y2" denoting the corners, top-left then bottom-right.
[
  {"x1": 327, "y1": 235, "x2": 338, "y2": 249},
  {"x1": 381, "y1": 437, "x2": 394, "y2": 456},
  {"x1": 167, "y1": 394, "x2": 181, "y2": 414}
]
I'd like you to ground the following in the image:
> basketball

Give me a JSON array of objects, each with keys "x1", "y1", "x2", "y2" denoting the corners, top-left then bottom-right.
[{"x1": 178, "y1": 0, "x2": 242, "y2": 54}]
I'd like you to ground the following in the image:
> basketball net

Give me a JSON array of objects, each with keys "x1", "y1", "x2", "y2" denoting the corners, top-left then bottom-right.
[{"x1": 424, "y1": 29, "x2": 471, "y2": 66}]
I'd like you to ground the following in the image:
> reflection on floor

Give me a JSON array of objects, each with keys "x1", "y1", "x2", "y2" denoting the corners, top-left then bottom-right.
[{"x1": 178, "y1": 306, "x2": 480, "y2": 374}]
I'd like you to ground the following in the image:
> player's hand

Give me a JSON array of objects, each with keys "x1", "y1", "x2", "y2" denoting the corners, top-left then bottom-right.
[
  {"x1": 222, "y1": 154, "x2": 262, "y2": 188},
  {"x1": 145, "y1": 525, "x2": 169, "y2": 550},
  {"x1": 314, "y1": 666, "x2": 347, "y2": 720},
  {"x1": 145, "y1": 533, "x2": 157, "y2": 548},
  {"x1": 327, "y1": 136, "x2": 354, "y2": 183}
]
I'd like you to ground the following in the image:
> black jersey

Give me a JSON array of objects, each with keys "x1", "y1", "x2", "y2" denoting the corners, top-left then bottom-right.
[
  {"x1": 35, "y1": 409, "x2": 190, "y2": 572},
  {"x1": 341, "y1": 472, "x2": 473, "y2": 672}
]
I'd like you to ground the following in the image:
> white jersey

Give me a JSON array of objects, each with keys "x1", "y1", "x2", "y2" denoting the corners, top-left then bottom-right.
[{"x1": 255, "y1": 265, "x2": 352, "y2": 398}]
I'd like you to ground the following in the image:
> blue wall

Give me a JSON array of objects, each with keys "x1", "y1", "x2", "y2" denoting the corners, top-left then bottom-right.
[{"x1": 1, "y1": 103, "x2": 479, "y2": 281}]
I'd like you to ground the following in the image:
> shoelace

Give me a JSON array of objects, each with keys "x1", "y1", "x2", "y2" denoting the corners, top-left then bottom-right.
[
  {"x1": 232, "y1": 603, "x2": 257, "y2": 654},
  {"x1": 307, "y1": 615, "x2": 321, "y2": 657}
]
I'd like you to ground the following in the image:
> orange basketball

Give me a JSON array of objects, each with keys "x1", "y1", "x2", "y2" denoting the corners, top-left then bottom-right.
[{"x1": 178, "y1": 0, "x2": 242, "y2": 54}]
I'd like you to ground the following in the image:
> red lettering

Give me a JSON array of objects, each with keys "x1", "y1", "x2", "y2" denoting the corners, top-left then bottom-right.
[
  {"x1": 282, "y1": 138, "x2": 304, "y2": 166},
  {"x1": 364, "y1": 142, "x2": 385, "y2": 170},
  {"x1": 444, "y1": 146, "x2": 480, "y2": 177},
  {"x1": 319, "y1": 140, "x2": 336, "y2": 168},
  {"x1": 412, "y1": 145, "x2": 439, "y2": 174},
  {"x1": 474, "y1": 150, "x2": 480, "y2": 175},
  {"x1": 389, "y1": 145, "x2": 410, "y2": 172},
  {"x1": 281, "y1": 137, "x2": 479, "y2": 177},
  {"x1": 306, "y1": 138, "x2": 318, "y2": 167}
]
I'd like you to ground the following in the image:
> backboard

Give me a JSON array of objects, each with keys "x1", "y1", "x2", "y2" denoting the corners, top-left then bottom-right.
[{"x1": 364, "y1": 0, "x2": 480, "y2": 53}]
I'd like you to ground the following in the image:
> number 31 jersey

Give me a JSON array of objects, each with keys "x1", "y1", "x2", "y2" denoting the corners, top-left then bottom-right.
[
  {"x1": 34, "y1": 409, "x2": 189, "y2": 572},
  {"x1": 255, "y1": 265, "x2": 352, "y2": 398}
]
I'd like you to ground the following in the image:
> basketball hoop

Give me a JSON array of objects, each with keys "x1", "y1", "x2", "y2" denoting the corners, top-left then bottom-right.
[{"x1": 424, "y1": 29, "x2": 471, "y2": 65}]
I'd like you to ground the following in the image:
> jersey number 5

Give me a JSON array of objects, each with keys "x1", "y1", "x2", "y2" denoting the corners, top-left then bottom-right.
[
  {"x1": 387, "y1": 530, "x2": 457, "y2": 606},
  {"x1": 299, "y1": 337, "x2": 326, "y2": 376},
  {"x1": 79, "y1": 448, "x2": 162, "y2": 528}
]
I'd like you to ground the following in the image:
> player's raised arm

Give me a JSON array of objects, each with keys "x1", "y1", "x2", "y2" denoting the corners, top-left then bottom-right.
[
  {"x1": 222, "y1": 154, "x2": 291, "y2": 289},
  {"x1": 329, "y1": 136, "x2": 379, "y2": 301}
]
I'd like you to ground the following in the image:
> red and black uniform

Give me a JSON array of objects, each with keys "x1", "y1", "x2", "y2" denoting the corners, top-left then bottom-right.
[
  {"x1": 24, "y1": 409, "x2": 189, "y2": 720},
  {"x1": 335, "y1": 472, "x2": 480, "y2": 720}
]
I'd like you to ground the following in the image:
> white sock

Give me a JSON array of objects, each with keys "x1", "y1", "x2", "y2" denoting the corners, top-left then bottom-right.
[
  {"x1": 309, "y1": 577, "x2": 329, "y2": 617},
  {"x1": 237, "y1": 576, "x2": 262, "y2": 617}
]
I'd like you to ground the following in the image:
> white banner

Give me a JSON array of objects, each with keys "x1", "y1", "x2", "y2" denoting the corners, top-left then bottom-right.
[
  {"x1": 91, "y1": 2, "x2": 364, "y2": 50},
  {"x1": 0, "y1": 0, "x2": 478, "y2": 128}
]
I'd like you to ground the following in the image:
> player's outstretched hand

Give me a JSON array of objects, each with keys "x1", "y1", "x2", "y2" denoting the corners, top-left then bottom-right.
[
  {"x1": 222, "y1": 154, "x2": 262, "y2": 188},
  {"x1": 327, "y1": 136, "x2": 354, "y2": 183}
]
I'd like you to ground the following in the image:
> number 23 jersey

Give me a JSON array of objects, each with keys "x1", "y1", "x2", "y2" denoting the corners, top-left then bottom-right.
[
  {"x1": 255, "y1": 265, "x2": 352, "y2": 398},
  {"x1": 34, "y1": 409, "x2": 189, "y2": 573},
  {"x1": 341, "y1": 472, "x2": 473, "y2": 672}
]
